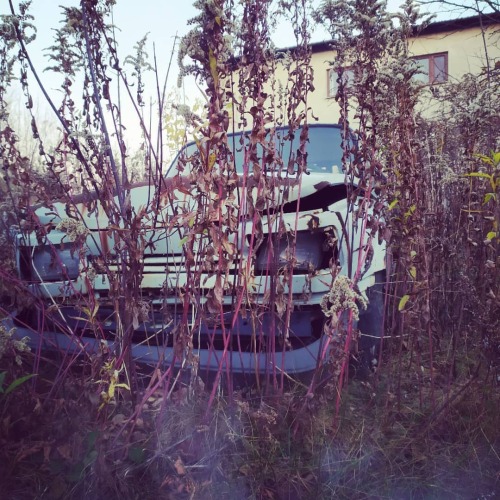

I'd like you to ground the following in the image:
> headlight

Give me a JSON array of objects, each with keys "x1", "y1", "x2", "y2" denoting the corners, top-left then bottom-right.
[
  {"x1": 21, "y1": 245, "x2": 80, "y2": 282},
  {"x1": 254, "y1": 231, "x2": 327, "y2": 274}
]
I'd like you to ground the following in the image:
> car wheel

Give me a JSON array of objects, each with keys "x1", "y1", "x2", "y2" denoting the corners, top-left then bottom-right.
[{"x1": 356, "y1": 270, "x2": 386, "y2": 375}]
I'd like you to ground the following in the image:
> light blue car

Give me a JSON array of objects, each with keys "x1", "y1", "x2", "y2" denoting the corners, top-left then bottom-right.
[{"x1": 11, "y1": 124, "x2": 386, "y2": 376}]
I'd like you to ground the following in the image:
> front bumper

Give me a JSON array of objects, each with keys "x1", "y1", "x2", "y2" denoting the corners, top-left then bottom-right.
[{"x1": 9, "y1": 307, "x2": 336, "y2": 374}]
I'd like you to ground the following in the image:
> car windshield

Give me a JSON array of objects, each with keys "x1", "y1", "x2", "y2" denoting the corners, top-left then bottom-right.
[{"x1": 167, "y1": 125, "x2": 349, "y2": 176}]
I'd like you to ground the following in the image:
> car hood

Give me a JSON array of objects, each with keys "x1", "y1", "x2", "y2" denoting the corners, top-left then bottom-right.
[{"x1": 34, "y1": 172, "x2": 349, "y2": 229}]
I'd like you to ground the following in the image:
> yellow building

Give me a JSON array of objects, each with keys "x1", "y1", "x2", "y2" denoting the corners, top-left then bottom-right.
[{"x1": 279, "y1": 13, "x2": 500, "y2": 123}]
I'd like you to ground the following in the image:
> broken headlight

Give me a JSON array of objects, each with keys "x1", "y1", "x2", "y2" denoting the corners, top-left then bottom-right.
[
  {"x1": 21, "y1": 245, "x2": 80, "y2": 282},
  {"x1": 254, "y1": 231, "x2": 327, "y2": 274}
]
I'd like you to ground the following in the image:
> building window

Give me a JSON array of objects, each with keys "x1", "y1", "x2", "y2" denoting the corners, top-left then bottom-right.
[
  {"x1": 412, "y1": 53, "x2": 448, "y2": 84},
  {"x1": 328, "y1": 67, "x2": 355, "y2": 98}
]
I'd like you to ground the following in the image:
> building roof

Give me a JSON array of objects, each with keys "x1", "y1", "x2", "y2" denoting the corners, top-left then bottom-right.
[
  {"x1": 304, "y1": 12, "x2": 500, "y2": 54},
  {"x1": 418, "y1": 11, "x2": 500, "y2": 35}
]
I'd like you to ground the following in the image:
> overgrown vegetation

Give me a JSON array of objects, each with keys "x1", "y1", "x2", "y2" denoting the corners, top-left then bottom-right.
[{"x1": 0, "y1": 0, "x2": 498, "y2": 498}]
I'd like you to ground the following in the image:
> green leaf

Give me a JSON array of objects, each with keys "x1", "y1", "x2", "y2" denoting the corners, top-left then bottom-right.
[
  {"x1": 208, "y1": 48, "x2": 218, "y2": 86},
  {"x1": 473, "y1": 153, "x2": 493, "y2": 166},
  {"x1": 4, "y1": 374, "x2": 36, "y2": 396},
  {"x1": 86, "y1": 431, "x2": 98, "y2": 452},
  {"x1": 493, "y1": 151, "x2": 500, "y2": 166},
  {"x1": 83, "y1": 449, "x2": 98, "y2": 467},
  {"x1": 486, "y1": 231, "x2": 496, "y2": 241},
  {"x1": 404, "y1": 204, "x2": 416, "y2": 219},
  {"x1": 388, "y1": 199, "x2": 398, "y2": 210},
  {"x1": 207, "y1": 152, "x2": 216, "y2": 171},
  {"x1": 128, "y1": 446, "x2": 145, "y2": 464},
  {"x1": 67, "y1": 462, "x2": 85, "y2": 483},
  {"x1": 483, "y1": 192, "x2": 496, "y2": 204},
  {"x1": 398, "y1": 295, "x2": 410, "y2": 311},
  {"x1": 409, "y1": 266, "x2": 417, "y2": 280},
  {"x1": 463, "y1": 172, "x2": 491, "y2": 180},
  {"x1": 0, "y1": 372, "x2": 6, "y2": 393}
]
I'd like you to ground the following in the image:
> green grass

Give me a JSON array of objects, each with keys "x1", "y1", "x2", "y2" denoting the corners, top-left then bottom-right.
[{"x1": 0, "y1": 340, "x2": 498, "y2": 499}]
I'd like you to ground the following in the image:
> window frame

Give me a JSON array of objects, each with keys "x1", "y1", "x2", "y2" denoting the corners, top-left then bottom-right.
[
  {"x1": 327, "y1": 66, "x2": 355, "y2": 98},
  {"x1": 412, "y1": 52, "x2": 448, "y2": 85}
]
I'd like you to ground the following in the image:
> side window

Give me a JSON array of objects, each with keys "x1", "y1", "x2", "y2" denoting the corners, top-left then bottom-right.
[
  {"x1": 327, "y1": 67, "x2": 355, "y2": 98},
  {"x1": 412, "y1": 53, "x2": 448, "y2": 84}
]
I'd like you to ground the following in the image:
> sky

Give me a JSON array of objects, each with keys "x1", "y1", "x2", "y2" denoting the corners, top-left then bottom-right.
[{"x1": 1, "y1": 0, "x2": 444, "y2": 154}]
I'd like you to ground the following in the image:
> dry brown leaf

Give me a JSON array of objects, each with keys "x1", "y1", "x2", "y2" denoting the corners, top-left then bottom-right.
[
  {"x1": 174, "y1": 457, "x2": 187, "y2": 476},
  {"x1": 43, "y1": 444, "x2": 51, "y2": 462},
  {"x1": 56, "y1": 444, "x2": 72, "y2": 460},
  {"x1": 112, "y1": 413, "x2": 127, "y2": 426},
  {"x1": 160, "y1": 475, "x2": 176, "y2": 488}
]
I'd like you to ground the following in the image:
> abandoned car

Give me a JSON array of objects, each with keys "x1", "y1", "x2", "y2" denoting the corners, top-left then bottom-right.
[{"x1": 12, "y1": 124, "x2": 386, "y2": 375}]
